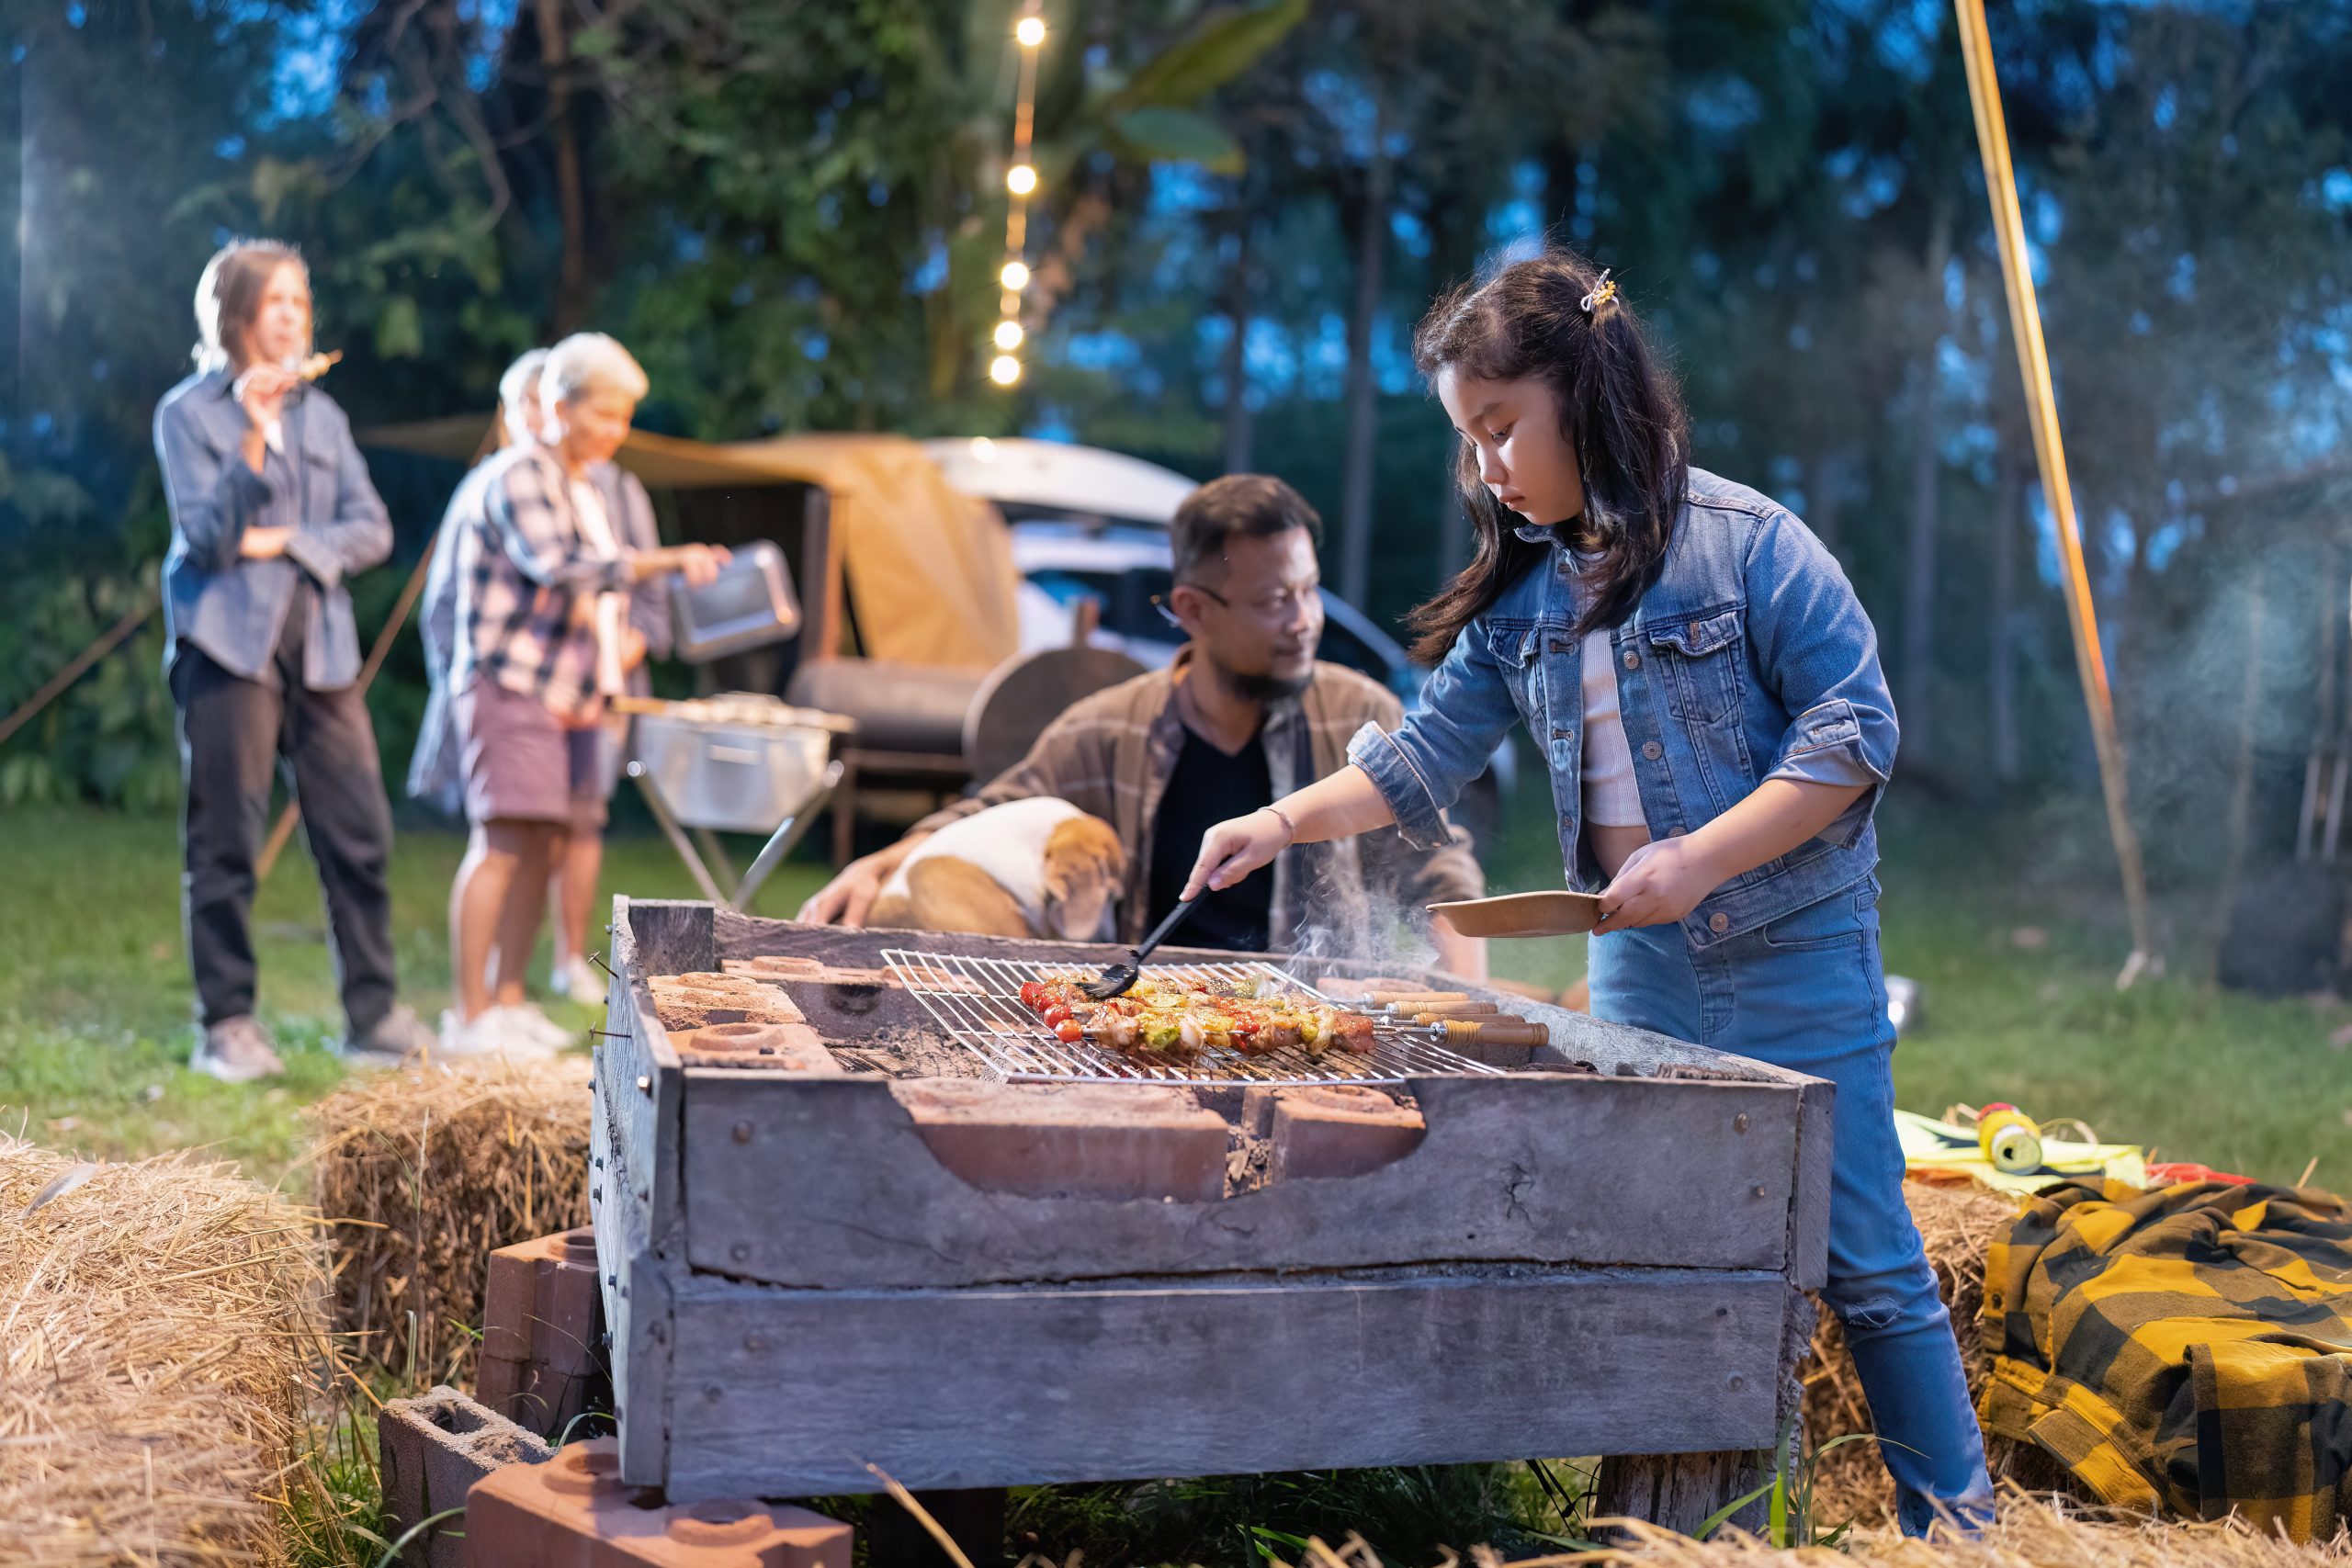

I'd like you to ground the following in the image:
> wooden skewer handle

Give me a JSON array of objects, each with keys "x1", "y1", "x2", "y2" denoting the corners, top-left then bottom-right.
[
  {"x1": 1404, "y1": 1002, "x2": 1501, "y2": 1020},
  {"x1": 1366, "y1": 990, "x2": 1472, "y2": 1007},
  {"x1": 1441, "y1": 1020, "x2": 1549, "y2": 1048}
]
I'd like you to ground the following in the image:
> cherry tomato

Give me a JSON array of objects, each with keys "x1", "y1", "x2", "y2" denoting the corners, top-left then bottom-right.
[
  {"x1": 1041, "y1": 1004, "x2": 1071, "y2": 1027},
  {"x1": 1019, "y1": 982, "x2": 1049, "y2": 1010},
  {"x1": 1054, "y1": 1019, "x2": 1084, "y2": 1043}
]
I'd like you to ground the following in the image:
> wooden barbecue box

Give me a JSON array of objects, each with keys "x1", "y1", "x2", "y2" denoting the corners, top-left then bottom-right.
[{"x1": 593, "y1": 897, "x2": 1833, "y2": 1517}]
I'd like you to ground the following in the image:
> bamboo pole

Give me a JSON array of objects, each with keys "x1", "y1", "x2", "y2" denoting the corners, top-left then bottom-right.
[{"x1": 1953, "y1": 0, "x2": 2158, "y2": 987}]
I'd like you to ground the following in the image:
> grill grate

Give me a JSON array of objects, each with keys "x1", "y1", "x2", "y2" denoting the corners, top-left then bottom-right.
[{"x1": 880, "y1": 947, "x2": 1510, "y2": 1086}]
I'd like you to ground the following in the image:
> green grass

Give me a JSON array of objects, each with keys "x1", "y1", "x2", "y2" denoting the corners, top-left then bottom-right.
[
  {"x1": 0, "y1": 803, "x2": 829, "y2": 1183},
  {"x1": 6, "y1": 795, "x2": 2347, "y2": 1190}
]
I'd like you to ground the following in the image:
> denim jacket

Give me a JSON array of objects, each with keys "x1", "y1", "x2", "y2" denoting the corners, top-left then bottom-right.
[
  {"x1": 1349, "y1": 466, "x2": 1896, "y2": 951},
  {"x1": 153, "y1": 370, "x2": 392, "y2": 690}
]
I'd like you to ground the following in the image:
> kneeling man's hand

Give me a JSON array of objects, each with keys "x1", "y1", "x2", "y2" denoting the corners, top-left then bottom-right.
[{"x1": 798, "y1": 853, "x2": 888, "y2": 928}]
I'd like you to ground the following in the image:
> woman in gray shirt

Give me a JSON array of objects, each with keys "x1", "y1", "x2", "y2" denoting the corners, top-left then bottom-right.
[{"x1": 153, "y1": 239, "x2": 435, "y2": 1080}]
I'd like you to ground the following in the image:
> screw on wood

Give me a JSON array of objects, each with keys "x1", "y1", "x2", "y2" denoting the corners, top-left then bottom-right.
[
  {"x1": 590, "y1": 1028, "x2": 632, "y2": 1041},
  {"x1": 636, "y1": 1076, "x2": 652, "y2": 1094},
  {"x1": 590, "y1": 951, "x2": 617, "y2": 976},
  {"x1": 1733, "y1": 1112, "x2": 1750, "y2": 1133}
]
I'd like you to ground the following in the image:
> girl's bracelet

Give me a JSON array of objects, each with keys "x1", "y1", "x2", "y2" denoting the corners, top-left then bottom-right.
[{"x1": 1260, "y1": 804, "x2": 1297, "y2": 846}]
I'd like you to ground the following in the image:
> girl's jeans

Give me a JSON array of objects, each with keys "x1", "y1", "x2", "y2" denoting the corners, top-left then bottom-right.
[{"x1": 1586, "y1": 877, "x2": 1996, "y2": 1538}]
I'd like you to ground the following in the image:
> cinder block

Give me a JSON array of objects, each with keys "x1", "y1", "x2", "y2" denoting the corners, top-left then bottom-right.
[
  {"x1": 466, "y1": 1438, "x2": 851, "y2": 1567},
  {"x1": 672, "y1": 1021, "x2": 842, "y2": 1074},
  {"x1": 1269, "y1": 1087, "x2": 1427, "y2": 1182},
  {"x1": 477, "y1": 1228, "x2": 605, "y2": 1437},
  {"x1": 894, "y1": 1079, "x2": 1229, "y2": 1201},
  {"x1": 381, "y1": 1384, "x2": 554, "y2": 1568}
]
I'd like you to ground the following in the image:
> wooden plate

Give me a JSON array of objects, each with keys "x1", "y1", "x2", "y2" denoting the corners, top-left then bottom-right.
[{"x1": 1427, "y1": 891, "x2": 1604, "y2": 938}]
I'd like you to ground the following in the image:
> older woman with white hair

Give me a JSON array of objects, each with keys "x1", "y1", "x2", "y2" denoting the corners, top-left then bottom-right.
[
  {"x1": 409, "y1": 347, "x2": 550, "y2": 820},
  {"x1": 442, "y1": 332, "x2": 726, "y2": 1056}
]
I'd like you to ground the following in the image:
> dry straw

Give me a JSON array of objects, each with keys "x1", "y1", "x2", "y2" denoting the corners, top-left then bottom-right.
[
  {"x1": 1800, "y1": 1178, "x2": 2033, "y2": 1529},
  {"x1": 1232, "y1": 1491, "x2": 2352, "y2": 1568},
  {"x1": 306, "y1": 1055, "x2": 593, "y2": 1386},
  {"x1": 0, "y1": 1132, "x2": 332, "y2": 1566}
]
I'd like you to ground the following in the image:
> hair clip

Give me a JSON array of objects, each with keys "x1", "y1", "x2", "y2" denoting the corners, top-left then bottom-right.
[{"x1": 1580, "y1": 269, "x2": 1618, "y2": 314}]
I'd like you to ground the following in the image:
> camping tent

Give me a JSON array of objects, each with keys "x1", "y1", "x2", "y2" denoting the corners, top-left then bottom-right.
[{"x1": 362, "y1": 419, "x2": 1023, "y2": 672}]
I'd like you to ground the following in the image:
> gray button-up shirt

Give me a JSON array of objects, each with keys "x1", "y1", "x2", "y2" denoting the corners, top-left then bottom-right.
[{"x1": 153, "y1": 368, "x2": 393, "y2": 690}]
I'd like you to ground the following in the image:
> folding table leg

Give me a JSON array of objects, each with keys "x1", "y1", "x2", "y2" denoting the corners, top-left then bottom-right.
[{"x1": 729, "y1": 759, "x2": 846, "y2": 912}]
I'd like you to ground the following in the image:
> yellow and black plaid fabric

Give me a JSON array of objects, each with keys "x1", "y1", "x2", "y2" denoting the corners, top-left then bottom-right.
[{"x1": 1978, "y1": 1178, "x2": 2352, "y2": 1541}]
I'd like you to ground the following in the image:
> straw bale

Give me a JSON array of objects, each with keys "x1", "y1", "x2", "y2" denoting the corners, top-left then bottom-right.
[
  {"x1": 1453, "y1": 1487, "x2": 2352, "y2": 1567},
  {"x1": 307, "y1": 1055, "x2": 593, "y2": 1385},
  {"x1": 1802, "y1": 1178, "x2": 2026, "y2": 1530},
  {"x1": 0, "y1": 1133, "x2": 331, "y2": 1566}
]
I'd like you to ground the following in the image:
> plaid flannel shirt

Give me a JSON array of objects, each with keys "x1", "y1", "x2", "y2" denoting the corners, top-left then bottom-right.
[
  {"x1": 911, "y1": 649, "x2": 1485, "y2": 950},
  {"x1": 1980, "y1": 1177, "x2": 2352, "y2": 1540},
  {"x1": 449, "y1": 444, "x2": 634, "y2": 717}
]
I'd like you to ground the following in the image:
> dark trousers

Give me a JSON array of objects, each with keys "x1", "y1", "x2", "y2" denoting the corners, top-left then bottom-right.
[{"x1": 171, "y1": 595, "x2": 398, "y2": 1034}]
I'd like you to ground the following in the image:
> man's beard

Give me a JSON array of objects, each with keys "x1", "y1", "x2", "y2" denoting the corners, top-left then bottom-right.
[{"x1": 1215, "y1": 660, "x2": 1313, "y2": 705}]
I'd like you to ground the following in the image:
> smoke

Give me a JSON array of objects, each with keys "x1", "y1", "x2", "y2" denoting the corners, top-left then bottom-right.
[{"x1": 1281, "y1": 842, "x2": 1445, "y2": 979}]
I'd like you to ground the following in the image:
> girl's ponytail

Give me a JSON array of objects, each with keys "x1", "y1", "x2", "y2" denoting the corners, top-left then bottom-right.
[{"x1": 1407, "y1": 249, "x2": 1689, "y2": 660}]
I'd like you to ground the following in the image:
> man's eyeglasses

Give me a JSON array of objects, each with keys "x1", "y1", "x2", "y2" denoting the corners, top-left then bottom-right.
[{"x1": 1151, "y1": 583, "x2": 1321, "y2": 628}]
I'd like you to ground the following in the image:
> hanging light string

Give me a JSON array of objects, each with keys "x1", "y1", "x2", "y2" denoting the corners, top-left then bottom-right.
[{"x1": 993, "y1": 4, "x2": 1046, "y2": 387}]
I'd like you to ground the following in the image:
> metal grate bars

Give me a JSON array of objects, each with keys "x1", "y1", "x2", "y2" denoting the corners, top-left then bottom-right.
[{"x1": 880, "y1": 947, "x2": 1508, "y2": 1087}]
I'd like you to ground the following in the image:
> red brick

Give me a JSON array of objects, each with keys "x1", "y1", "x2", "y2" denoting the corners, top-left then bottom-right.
[
  {"x1": 726, "y1": 955, "x2": 827, "y2": 980},
  {"x1": 650, "y1": 975, "x2": 805, "y2": 1031},
  {"x1": 381, "y1": 1384, "x2": 553, "y2": 1568},
  {"x1": 893, "y1": 1080, "x2": 1229, "y2": 1201},
  {"x1": 1268, "y1": 1087, "x2": 1427, "y2": 1182},
  {"x1": 672, "y1": 1022, "x2": 842, "y2": 1073},
  {"x1": 477, "y1": 1228, "x2": 604, "y2": 1437},
  {"x1": 465, "y1": 1439, "x2": 851, "y2": 1567}
]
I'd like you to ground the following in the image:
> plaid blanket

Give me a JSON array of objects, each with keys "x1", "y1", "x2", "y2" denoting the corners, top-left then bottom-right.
[{"x1": 1979, "y1": 1178, "x2": 2352, "y2": 1540}]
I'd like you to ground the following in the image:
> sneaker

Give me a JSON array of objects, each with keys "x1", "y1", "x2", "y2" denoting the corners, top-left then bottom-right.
[
  {"x1": 436, "y1": 1007, "x2": 558, "y2": 1061},
  {"x1": 338, "y1": 1004, "x2": 437, "y2": 1068},
  {"x1": 504, "y1": 1001, "x2": 579, "y2": 1051},
  {"x1": 549, "y1": 955, "x2": 605, "y2": 1001},
  {"x1": 192, "y1": 1015, "x2": 287, "y2": 1083}
]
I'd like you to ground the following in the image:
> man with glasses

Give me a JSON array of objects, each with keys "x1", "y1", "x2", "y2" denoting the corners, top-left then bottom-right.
[{"x1": 799, "y1": 475, "x2": 1487, "y2": 975}]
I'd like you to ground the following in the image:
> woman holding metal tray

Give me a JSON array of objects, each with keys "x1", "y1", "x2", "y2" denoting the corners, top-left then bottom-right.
[{"x1": 1182, "y1": 249, "x2": 1992, "y2": 1539}]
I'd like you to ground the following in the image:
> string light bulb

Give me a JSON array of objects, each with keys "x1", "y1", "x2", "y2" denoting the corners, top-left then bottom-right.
[
  {"x1": 1015, "y1": 16, "x2": 1046, "y2": 47},
  {"x1": 994, "y1": 320, "x2": 1025, "y2": 350},
  {"x1": 1000, "y1": 260, "x2": 1030, "y2": 291},
  {"x1": 990, "y1": 355, "x2": 1023, "y2": 386},
  {"x1": 1006, "y1": 164, "x2": 1038, "y2": 196}
]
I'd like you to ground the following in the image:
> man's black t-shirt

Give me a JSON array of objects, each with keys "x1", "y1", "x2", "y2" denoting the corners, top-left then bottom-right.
[{"x1": 1146, "y1": 724, "x2": 1274, "y2": 953}]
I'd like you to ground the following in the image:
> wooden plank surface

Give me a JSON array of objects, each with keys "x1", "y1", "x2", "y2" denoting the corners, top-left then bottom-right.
[
  {"x1": 1789, "y1": 1077, "x2": 1836, "y2": 1291},
  {"x1": 591, "y1": 1077, "x2": 674, "y2": 1488},
  {"x1": 659, "y1": 1268, "x2": 1798, "y2": 1501},
  {"x1": 681, "y1": 1073, "x2": 1804, "y2": 1288}
]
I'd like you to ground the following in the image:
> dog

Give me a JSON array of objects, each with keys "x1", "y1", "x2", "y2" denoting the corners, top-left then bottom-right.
[{"x1": 868, "y1": 797, "x2": 1126, "y2": 942}]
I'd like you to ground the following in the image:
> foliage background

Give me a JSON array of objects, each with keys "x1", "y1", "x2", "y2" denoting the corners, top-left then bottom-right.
[{"x1": 4, "y1": 0, "x2": 2351, "y2": 913}]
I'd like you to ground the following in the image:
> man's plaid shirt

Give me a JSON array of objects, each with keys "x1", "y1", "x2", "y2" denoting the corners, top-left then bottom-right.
[
  {"x1": 912, "y1": 649, "x2": 1486, "y2": 950},
  {"x1": 449, "y1": 444, "x2": 633, "y2": 717}
]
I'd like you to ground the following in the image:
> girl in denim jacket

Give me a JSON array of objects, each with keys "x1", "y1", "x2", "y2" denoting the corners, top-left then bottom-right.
[{"x1": 1186, "y1": 250, "x2": 1993, "y2": 1536}]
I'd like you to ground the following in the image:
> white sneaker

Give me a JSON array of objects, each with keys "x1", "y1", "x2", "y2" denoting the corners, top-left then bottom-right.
[
  {"x1": 549, "y1": 955, "x2": 605, "y2": 1001},
  {"x1": 435, "y1": 1008, "x2": 558, "y2": 1061},
  {"x1": 504, "y1": 1001, "x2": 578, "y2": 1051}
]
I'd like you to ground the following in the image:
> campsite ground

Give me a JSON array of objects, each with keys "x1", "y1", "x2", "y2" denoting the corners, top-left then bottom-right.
[{"x1": 2, "y1": 797, "x2": 2346, "y2": 1190}]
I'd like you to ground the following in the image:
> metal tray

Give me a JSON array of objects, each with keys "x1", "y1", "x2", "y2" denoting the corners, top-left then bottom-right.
[{"x1": 667, "y1": 539, "x2": 800, "y2": 662}]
